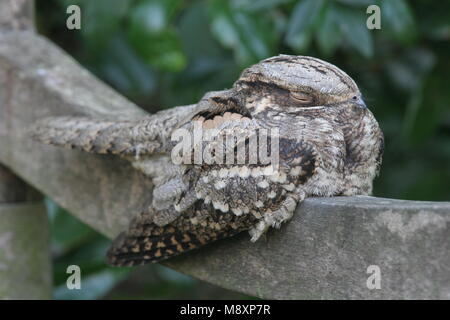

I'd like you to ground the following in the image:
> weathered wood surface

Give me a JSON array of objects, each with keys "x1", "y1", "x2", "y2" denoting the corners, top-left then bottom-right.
[
  {"x1": 0, "y1": 164, "x2": 52, "y2": 299},
  {"x1": 166, "y1": 196, "x2": 450, "y2": 299},
  {"x1": 0, "y1": 202, "x2": 52, "y2": 299},
  {"x1": 0, "y1": 30, "x2": 449, "y2": 299},
  {"x1": 0, "y1": 0, "x2": 51, "y2": 300},
  {"x1": 0, "y1": 0, "x2": 34, "y2": 31}
]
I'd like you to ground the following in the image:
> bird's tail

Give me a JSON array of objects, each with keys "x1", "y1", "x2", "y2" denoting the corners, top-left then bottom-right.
[{"x1": 106, "y1": 222, "x2": 219, "y2": 266}]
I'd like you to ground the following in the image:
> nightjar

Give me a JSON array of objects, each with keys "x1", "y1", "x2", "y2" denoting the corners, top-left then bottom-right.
[{"x1": 33, "y1": 55, "x2": 384, "y2": 266}]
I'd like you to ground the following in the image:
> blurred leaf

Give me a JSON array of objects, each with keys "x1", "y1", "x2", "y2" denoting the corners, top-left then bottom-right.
[
  {"x1": 402, "y1": 62, "x2": 445, "y2": 146},
  {"x1": 98, "y1": 34, "x2": 157, "y2": 95},
  {"x1": 316, "y1": 4, "x2": 342, "y2": 56},
  {"x1": 78, "y1": 0, "x2": 131, "y2": 51},
  {"x1": 285, "y1": 0, "x2": 324, "y2": 51},
  {"x1": 179, "y1": 3, "x2": 223, "y2": 59},
  {"x1": 334, "y1": 0, "x2": 374, "y2": 6},
  {"x1": 209, "y1": 0, "x2": 276, "y2": 66},
  {"x1": 46, "y1": 199, "x2": 132, "y2": 300},
  {"x1": 46, "y1": 200, "x2": 97, "y2": 255},
  {"x1": 156, "y1": 266, "x2": 196, "y2": 285},
  {"x1": 415, "y1": 1, "x2": 450, "y2": 41},
  {"x1": 128, "y1": 0, "x2": 186, "y2": 71},
  {"x1": 271, "y1": 9, "x2": 289, "y2": 35},
  {"x1": 385, "y1": 48, "x2": 435, "y2": 92},
  {"x1": 402, "y1": 86, "x2": 424, "y2": 142},
  {"x1": 173, "y1": 1, "x2": 239, "y2": 102},
  {"x1": 129, "y1": 0, "x2": 182, "y2": 34},
  {"x1": 381, "y1": 0, "x2": 416, "y2": 43},
  {"x1": 333, "y1": 5, "x2": 374, "y2": 57},
  {"x1": 239, "y1": 0, "x2": 293, "y2": 12},
  {"x1": 419, "y1": 2, "x2": 450, "y2": 42}
]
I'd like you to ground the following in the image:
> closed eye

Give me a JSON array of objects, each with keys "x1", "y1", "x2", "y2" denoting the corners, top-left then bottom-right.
[{"x1": 290, "y1": 92, "x2": 315, "y2": 105}]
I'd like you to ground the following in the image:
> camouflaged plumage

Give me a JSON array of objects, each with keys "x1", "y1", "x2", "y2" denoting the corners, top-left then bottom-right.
[{"x1": 33, "y1": 55, "x2": 384, "y2": 266}]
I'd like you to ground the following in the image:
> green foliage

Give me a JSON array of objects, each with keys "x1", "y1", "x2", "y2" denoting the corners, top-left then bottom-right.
[
  {"x1": 380, "y1": 0, "x2": 416, "y2": 42},
  {"x1": 209, "y1": 0, "x2": 278, "y2": 66},
  {"x1": 128, "y1": 0, "x2": 186, "y2": 71},
  {"x1": 46, "y1": 200, "x2": 130, "y2": 299},
  {"x1": 36, "y1": 0, "x2": 450, "y2": 299}
]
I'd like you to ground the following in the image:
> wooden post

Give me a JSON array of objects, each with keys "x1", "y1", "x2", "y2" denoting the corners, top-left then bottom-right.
[
  {"x1": 0, "y1": 0, "x2": 52, "y2": 300},
  {"x1": 0, "y1": 165, "x2": 52, "y2": 299}
]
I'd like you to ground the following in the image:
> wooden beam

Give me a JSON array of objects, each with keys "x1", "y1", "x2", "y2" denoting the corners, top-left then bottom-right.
[{"x1": 0, "y1": 30, "x2": 449, "y2": 299}]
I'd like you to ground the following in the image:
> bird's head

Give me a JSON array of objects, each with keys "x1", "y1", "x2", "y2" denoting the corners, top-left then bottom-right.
[
  {"x1": 191, "y1": 55, "x2": 367, "y2": 131},
  {"x1": 233, "y1": 55, "x2": 367, "y2": 119}
]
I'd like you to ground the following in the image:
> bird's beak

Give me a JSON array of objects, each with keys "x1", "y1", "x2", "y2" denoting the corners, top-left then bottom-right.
[{"x1": 354, "y1": 96, "x2": 367, "y2": 109}]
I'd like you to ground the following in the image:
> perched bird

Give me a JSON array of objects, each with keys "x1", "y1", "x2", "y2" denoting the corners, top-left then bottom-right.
[{"x1": 33, "y1": 55, "x2": 384, "y2": 266}]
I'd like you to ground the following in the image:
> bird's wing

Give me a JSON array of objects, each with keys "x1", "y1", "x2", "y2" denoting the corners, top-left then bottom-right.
[
  {"x1": 32, "y1": 116, "x2": 161, "y2": 156},
  {"x1": 106, "y1": 134, "x2": 319, "y2": 266},
  {"x1": 31, "y1": 104, "x2": 199, "y2": 156}
]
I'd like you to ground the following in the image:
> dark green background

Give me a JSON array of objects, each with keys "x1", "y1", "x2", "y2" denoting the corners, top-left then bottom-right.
[{"x1": 36, "y1": 0, "x2": 450, "y2": 299}]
